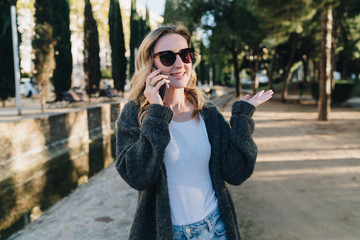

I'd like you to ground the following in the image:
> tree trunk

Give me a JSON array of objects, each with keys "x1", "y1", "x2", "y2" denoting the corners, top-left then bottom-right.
[
  {"x1": 264, "y1": 46, "x2": 277, "y2": 90},
  {"x1": 40, "y1": 85, "x2": 45, "y2": 113},
  {"x1": 302, "y1": 55, "x2": 309, "y2": 83},
  {"x1": 318, "y1": 7, "x2": 332, "y2": 121},
  {"x1": 252, "y1": 57, "x2": 259, "y2": 93},
  {"x1": 340, "y1": 23, "x2": 349, "y2": 79},
  {"x1": 232, "y1": 51, "x2": 241, "y2": 97},
  {"x1": 2, "y1": 99, "x2": 9, "y2": 107},
  {"x1": 331, "y1": 23, "x2": 340, "y2": 89},
  {"x1": 281, "y1": 34, "x2": 300, "y2": 103},
  {"x1": 312, "y1": 61, "x2": 319, "y2": 82}
]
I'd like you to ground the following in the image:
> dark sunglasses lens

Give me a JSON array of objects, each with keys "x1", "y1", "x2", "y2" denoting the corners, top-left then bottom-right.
[
  {"x1": 159, "y1": 52, "x2": 176, "y2": 66},
  {"x1": 179, "y1": 48, "x2": 194, "y2": 63}
]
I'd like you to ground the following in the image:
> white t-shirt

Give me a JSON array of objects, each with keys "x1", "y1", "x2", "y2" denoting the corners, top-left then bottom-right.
[{"x1": 164, "y1": 114, "x2": 218, "y2": 225}]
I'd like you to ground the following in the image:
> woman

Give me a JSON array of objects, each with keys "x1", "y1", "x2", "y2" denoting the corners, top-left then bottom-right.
[{"x1": 115, "y1": 24, "x2": 273, "y2": 240}]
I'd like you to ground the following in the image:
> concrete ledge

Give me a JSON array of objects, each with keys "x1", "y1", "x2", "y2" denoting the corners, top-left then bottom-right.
[{"x1": 0, "y1": 101, "x2": 126, "y2": 231}]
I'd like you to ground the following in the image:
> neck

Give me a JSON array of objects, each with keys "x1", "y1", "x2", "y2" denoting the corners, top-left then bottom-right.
[{"x1": 164, "y1": 88, "x2": 188, "y2": 114}]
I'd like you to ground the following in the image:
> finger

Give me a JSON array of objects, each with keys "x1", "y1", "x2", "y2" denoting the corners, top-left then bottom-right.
[
  {"x1": 146, "y1": 75, "x2": 152, "y2": 87},
  {"x1": 262, "y1": 94, "x2": 273, "y2": 102},
  {"x1": 151, "y1": 75, "x2": 168, "y2": 86},
  {"x1": 149, "y1": 68, "x2": 161, "y2": 77},
  {"x1": 254, "y1": 89, "x2": 265, "y2": 98},
  {"x1": 264, "y1": 89, "x2": 274, "y2": 96},
  {"x1": 241, "y1": 94, "x2": 251, "y2": 101},
  {"x1": 146, "y1": 69, "x2": 161, "y2": 87},
  {"x1": 154, "y1": 79, "x2": 170, "y2": 90},
  {"x1": 261, "y1": 90, "x2": 274, "y2": 99},
  {"x1": 258, "y1": 94, "x2": 273, "y2": 105}
]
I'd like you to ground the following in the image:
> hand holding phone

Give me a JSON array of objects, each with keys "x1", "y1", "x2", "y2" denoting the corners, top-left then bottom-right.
[{"x1": 152, "y1": 67, "x2": 169, "y2": 101}]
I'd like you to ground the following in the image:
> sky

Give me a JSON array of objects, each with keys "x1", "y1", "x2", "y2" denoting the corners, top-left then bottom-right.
[{"x1": 137, "y1": 0, "x2": 166, "y2": 16}]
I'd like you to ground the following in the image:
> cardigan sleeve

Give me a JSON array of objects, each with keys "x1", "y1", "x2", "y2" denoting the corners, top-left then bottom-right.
[
  {"x1": 220, "y1": 100, "x2": 258, "y2": 185},
  {"x1": 115, "y1": 101, "x2": 173, "y2": 191}
]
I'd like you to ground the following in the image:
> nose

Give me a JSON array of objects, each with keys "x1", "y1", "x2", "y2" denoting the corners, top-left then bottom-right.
[{"x1": 173, "y1": 54, "x2": 184, "y2": 68}]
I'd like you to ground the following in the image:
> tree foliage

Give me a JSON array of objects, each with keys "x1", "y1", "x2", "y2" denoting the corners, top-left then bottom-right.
[
  {"x1": 129, "y1": 0, "x2": 140, "y2": 77},
  {"x1": 129, "y1": 0, "x2": 151, "y2": 77},
  {"x1": 32, "y1": 22, "x2": 55, "y2": 112},
  {"x1": 84, "y1": 0, "x2": 101, "y2": 96},
  {"x1": 51, "y1": 0, "x2": 72, "y2": 100},
  {"x1": 109, "y1": 0, "x2": 127, "y2": 92},
  {"x1": 0, "y1": 1, "x2": 16, "y2": 103}
]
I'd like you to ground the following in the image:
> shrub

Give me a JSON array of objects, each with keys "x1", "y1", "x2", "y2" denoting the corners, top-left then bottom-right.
[
  {"x1": 311, "y1": 81, "x2": 355, "y2": 103},
  {"x1": 101, "y1": 69, "x2": 112, "y2": 79}
]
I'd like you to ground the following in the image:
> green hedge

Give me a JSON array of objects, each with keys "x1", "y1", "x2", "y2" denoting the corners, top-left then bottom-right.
[
  {"x1": 101, "y1": 69, "x2": 112, "y2": 79},
  {"x1": 311, "y1": 81, "x2": 355, "y2": 103}
]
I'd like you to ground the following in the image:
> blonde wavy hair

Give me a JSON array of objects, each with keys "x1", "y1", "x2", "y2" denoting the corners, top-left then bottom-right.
[{"x1": 128, "y1": 24, "x2": 206, "y2": 124}]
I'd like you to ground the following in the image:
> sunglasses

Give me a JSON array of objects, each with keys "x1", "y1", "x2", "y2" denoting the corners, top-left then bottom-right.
[{"x1": 153, "y1": 47, "x2": 195, "y2": 67}]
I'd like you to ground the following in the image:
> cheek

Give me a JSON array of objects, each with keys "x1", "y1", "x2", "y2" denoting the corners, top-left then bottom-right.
[{"x1": 185, "y1": 64, "x2": 192, "y2": 73}]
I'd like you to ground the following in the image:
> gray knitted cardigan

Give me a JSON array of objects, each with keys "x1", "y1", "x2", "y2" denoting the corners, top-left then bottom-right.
[{"x1": 115, "y1": 100, "x2": 258, "y2": 240}]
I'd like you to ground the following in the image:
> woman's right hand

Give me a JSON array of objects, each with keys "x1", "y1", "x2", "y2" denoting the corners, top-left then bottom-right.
[{"x1": 144, "y1": 69, "x2": 170, "y2": 105}]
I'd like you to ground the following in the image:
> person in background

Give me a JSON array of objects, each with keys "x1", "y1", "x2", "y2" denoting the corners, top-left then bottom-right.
[{"x1": 115, "y1": 24, "x2": 273, "y2": 240}]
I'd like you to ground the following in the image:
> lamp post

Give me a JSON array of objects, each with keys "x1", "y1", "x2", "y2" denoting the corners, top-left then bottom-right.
[{"x1": 8, "y1": 0, "x2": 22, "y2": 115}]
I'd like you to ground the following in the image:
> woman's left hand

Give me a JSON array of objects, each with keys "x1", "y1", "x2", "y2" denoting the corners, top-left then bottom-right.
[{"x1": 241, "y1": 89, "x2": 274, "y2": 107}]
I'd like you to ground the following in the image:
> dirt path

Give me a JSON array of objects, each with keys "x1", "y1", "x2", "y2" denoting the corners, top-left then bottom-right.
[{"x1": 223, "y1": 96, "x2": 360, "y2": 240}]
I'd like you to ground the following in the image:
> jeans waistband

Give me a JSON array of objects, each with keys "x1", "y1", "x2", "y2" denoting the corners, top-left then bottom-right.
[{"x1": 172, "y1": 207, "x2": 221, "y2": 232}]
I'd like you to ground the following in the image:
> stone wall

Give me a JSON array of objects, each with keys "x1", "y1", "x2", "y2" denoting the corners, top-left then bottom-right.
[{"x1": 0, "y1": 101, "x2": 125, "y2": 231}]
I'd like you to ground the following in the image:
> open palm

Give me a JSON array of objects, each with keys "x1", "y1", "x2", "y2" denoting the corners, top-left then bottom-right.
[{"x1": 242, "y1": 89, "x2": 274, "y2": 107}]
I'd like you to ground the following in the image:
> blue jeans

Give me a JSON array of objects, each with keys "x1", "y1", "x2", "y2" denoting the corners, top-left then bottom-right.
[{"x1": 172, "y1": 208, "x2": 228, "y2": 240}]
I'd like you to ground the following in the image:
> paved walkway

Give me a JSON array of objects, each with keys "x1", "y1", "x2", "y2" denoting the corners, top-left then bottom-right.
[
  {"x1": 8, "y1": 93, "x2": 360, "y2": 240},
  {"x1": 9, "y1": 162, "x2": 137, "y2": 240}
]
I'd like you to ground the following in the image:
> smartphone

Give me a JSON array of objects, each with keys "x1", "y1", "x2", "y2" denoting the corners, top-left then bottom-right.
[{"x1": 152, "y1": 67, "x2": 169, "y2": 101}]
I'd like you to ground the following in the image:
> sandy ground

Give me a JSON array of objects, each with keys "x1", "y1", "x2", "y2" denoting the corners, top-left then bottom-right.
[{"x1": 223, "y1": 95, "x2": 360, "y2": 240}]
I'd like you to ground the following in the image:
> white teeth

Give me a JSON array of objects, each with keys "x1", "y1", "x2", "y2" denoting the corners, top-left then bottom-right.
[{"x1": 172, "y1": 73, "x2": 185, "y2": 77}]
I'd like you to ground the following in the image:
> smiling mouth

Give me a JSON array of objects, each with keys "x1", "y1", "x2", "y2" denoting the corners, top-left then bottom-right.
[{"x1": 171, "y1": 72, "x2": 185, "y2": 77}]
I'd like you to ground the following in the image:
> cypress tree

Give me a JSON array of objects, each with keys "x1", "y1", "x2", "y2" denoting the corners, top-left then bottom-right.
[
  {"x1": 33, "y1": 0, "x2": 54, "y2": 111},
  {"x1": 163, "y1": 0, "x2": 177, "y2": 24},
  {"x1": 109, "y1": 0, "x2": 127, "y2": 93},
  {"x1": 145, "y1": 6, "x2": 151, "y2": 35},
  {"x1": 139, "y1": 13, "x2": 145, "y2": 41},
  {"x1": 34, "y1": 0, "x2": 51, "y2": 24},
  {"x1": 52, "y1": 0, "x2": 72, "y2": 101},
  {"x1": 129, "y1": 0, "x2": 140, "y2": 76},
  {"x1": 32, "y1": 23, "x2": 55, "y2": 112},
  {"x1": 0, "y1": 1, "x2": 16, "y2": 106},
  {"x1": 84, "y1": 0, "x2": 101, "y2": 97}
]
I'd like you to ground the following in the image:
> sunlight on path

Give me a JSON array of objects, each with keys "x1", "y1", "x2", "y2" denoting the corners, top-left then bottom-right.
[{"x1": 225, "y1": 98, "x2": 360, "y2": 240}]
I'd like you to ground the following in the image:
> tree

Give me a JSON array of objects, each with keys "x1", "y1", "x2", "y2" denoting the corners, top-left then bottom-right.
[
  {"x1": 334, "y1": 0, "x2": 360, "y2": 80},
  {"x1": 34, "y1": 0, "x2": 51, "y2": 24},
  {"x1": 318, "y1": 6, "x2": 333, "y2": 121},
  {"x1": 254, "y1": 0, "x2": 317, "y2": 102},
  {"x1": 144, "y1": 6, "x2": 151, "y2": 35},
  {"x1": 163, "y1": 0, "x2": 178, "y2": 24},
  {"x1": 51, "y1": 0, "x2": 72, "y2": 101},
  {"x1": 84, "y1": 0, "x2": 101, "y2": 97},
  {"x1": 207, "y1": 0, "x2": 260, "y2": 97},
  {"x1": 32, "y1": 23, "x2": 55, "y2": 112},
  {"x1": 129, "y1": 0, "x2": 140, "y2": 77},
  {"x1": 109, "y1": 0, "x2": 127, "y2": 93},
  {"x1": 0, "y1": 1, "x2": 16, "y2": 106}
]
